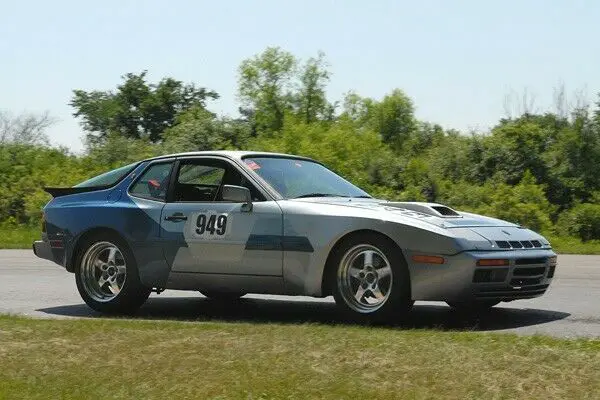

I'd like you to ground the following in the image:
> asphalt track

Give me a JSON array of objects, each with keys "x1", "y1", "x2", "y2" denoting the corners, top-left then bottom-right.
[{"x1": 0, "y1": 250, "x2": 598, "y2": 338}]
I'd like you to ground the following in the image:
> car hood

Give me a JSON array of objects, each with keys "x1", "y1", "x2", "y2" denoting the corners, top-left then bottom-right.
[
  {"x1": 291, "y1": 197, "x2": 513, "y2": 227},
  {"x1": 290, "y1": 197, "x2": 551, "y2": 249}
]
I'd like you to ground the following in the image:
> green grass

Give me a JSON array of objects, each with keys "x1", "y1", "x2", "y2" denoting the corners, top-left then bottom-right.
[
  {"x1": 0, "y1": 315, "x2": 599, "y2": 399},
  {"x1": 0, "y1": 226, "x2": 38, "y2": 249},
  {"x1": 544, "y1": 234, "x2": 600, "y2": 255}
]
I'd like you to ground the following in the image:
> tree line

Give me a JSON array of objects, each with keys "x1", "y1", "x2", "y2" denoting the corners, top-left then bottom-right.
[{"x1": 2, "y1": 47, "x2": 600, "y2": 242}]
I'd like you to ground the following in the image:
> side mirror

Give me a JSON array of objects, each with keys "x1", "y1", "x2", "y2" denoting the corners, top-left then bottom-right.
[{"x1": 222, "y1": 185, "x2": 253, "y2": 211}]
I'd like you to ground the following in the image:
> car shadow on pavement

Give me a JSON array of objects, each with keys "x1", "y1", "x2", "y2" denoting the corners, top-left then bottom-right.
[{"x1": 36, "y1": 295, "x2": 571, "y2": 333}]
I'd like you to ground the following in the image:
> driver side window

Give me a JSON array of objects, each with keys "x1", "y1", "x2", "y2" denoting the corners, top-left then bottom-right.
[
  {"x1": 172, "y1": 158, "x2": 266, "y2": 203},
  {"x1": 173, "y1": 162, "x2": 226, "y2": 202}
]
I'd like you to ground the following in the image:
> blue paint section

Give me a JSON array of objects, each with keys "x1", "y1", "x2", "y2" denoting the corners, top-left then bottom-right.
[
  {"x1": 40, "y1": 161, "x2": 168, "y2": 276},
  {"x1": 245, "y1": 234, "x2": 314, "y2": 252},
  {"x1": 283, "y1": 236, "x2": 314, "y2": 252}
]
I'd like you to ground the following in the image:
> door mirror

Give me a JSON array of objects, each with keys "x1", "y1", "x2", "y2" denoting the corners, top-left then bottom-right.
[{"x1": 222, "y1": 185, "x2": 253, "y2": 211}]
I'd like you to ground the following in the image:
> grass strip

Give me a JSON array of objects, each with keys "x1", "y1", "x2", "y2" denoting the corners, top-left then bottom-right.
[{"x1": 0, "y1": 315, "x2": 598, "y2": 399}]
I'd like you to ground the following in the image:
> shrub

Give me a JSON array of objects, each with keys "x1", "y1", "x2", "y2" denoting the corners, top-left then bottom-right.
[
  {"x1": 437, "y1": 172, "x2": 554, "y2": 232},
  {"x1": 557, "y1": 203, "x2": 600, "y2": 241}
]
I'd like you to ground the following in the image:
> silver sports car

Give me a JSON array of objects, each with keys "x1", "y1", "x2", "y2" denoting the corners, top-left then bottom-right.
[{"x1": 34, "y1": 151, "x2": 557, "y2": 320}]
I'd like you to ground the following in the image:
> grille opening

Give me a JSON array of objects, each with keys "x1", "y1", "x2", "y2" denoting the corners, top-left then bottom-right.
[
  {"x1": 515, "y1": 258, "x2": 547, "y2": 265},
  {"x1": 514, "y1": 266, "x2": 546, "y2": 276},
  {"x1": 547, "y1": 265, "x2": 556, "y2": 278},
  {"x1": 496, "y1": 241, "x2": 510, "y2": 249},
  {"x1": 473, "y1": 268, "x2": 508, "y2": 283},
  {"x1": 495, "y1": 240, "x2": 546, "y2": 250}
]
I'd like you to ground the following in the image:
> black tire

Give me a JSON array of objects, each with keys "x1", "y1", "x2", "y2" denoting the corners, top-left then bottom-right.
[
  {"x1": 329, "y1": 232, "x2": 413, "y2": 322},
  {"x1": 74, "y1": 232, "x2": 151, "y2": 314},
  {"x1": 200, "y1": 291, "x2": 246, "y2": 301},
  {"x1": 446, "y1": 300, "x2": 500, "y2": 313}
]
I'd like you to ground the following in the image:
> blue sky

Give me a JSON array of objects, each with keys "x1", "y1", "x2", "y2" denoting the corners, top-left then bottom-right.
[{"x1": 2, "y1": 0, "x2": 599, "y2": 152}]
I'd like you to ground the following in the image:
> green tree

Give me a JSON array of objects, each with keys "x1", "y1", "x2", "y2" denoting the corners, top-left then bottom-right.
[
  {"x1": 370, "y1": 89, "x2": 417, "y2": 151},
  {"x1": 545, "y1": 108, "x2": 600, "y2": 206},
  {"x1": 426, "y1": 132, "x2": 477, "y2": 182},
  {"x1": 70, "y1": 71, "x2": 218, "y2": 144},
  {"x1": 339, "y1": 91, "x2": 377, "y2": 127},
  {"x1": 162, "y1": 107, "x2": 251, "y2": 153},
  {"x1": 477, "y1": 118, "x2": 551, "y2": 185},
  {"x1": 85, "y1": 134, "x2": 159, "y2": 168},
  {"x1": 295, "y1": 52, "x2": 334, "y2": 123},
  {"x1": 238, "y1": 47, "x2": 297, "y2": 135}
]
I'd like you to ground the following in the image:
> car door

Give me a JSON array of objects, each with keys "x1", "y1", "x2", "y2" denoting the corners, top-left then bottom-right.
[{"x1": 160, "y1": 156, "x2": 283, "y2": 276}]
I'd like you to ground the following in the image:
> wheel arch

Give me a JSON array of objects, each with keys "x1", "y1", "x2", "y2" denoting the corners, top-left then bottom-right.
[
  {"x1": 320, "y1": 229, "x2": 408, "y2": 296},
  {"x1": 67, "y1": 227, "x2": 130, "y2": 273}
]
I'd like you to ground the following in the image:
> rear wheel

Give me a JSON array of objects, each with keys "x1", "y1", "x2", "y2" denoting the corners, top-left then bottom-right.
[
  {"x1": 446, "y1": 300, "x2": 500, "y2": 313},
  {"x1": 330, "y1": 232, "x2": 413, "y2": 322},
  {"x1": 200, "y1": 291, "x2": 246, "y2": 301},
  {"x1": 75, "y1": 233, "x2": 151, "y2": 314}
]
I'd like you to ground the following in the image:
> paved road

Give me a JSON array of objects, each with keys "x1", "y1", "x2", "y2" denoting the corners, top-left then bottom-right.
[{"x1": 0, "y1": 250, "x2": 598, "y2": 338}]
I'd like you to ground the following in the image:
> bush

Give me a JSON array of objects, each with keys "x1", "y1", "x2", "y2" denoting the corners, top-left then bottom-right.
[
  {"x1": 437, "y1": 172, "x2": 554, "y2": 232},
  {"x1": 557, "y1": 203, "x2": 600, "y2": 241}
]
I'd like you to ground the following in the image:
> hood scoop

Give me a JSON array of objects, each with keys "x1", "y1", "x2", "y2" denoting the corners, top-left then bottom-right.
[{"x1": 385, "y1": 202, "x2": 462, "y2": 218}]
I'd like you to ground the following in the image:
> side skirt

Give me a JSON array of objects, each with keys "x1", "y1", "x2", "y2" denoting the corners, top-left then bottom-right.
[{"x1": 165, "y1": 272, "x2": 287, "y2": 294}]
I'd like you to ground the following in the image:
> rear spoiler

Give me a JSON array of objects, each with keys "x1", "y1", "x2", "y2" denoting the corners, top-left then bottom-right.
[{"x1": 44, "y1": 186, "x2": 109, "y2": 198}]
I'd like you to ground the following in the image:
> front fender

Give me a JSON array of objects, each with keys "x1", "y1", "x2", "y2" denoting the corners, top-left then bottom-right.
[{"x1": 278, "y1": 201, "x2": 464, "y2": 296}]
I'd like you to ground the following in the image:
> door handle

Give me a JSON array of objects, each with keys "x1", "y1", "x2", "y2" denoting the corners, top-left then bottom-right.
[{"x1": 164, "y1": 213, "x2": 188, "y2": 222}]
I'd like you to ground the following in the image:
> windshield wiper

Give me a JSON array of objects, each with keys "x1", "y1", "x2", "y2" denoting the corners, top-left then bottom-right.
[
  {"x1": 293, "y1": 193, "x2": 349, "y2": 199},
  {"x1": 352, "y1": 195, "x2": 372, "y2": 198}
]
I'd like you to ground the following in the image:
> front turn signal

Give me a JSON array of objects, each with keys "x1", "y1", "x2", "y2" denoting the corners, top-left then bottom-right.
[
  {"x1": 412, "y1": 255, "x2": 446, "y2": 264},
  {"x1": 477, "y1": 259, "x2": 509, "y2": 266}
]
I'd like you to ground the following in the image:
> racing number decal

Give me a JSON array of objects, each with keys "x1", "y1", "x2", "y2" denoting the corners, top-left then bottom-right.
[
  {"x1": 193, "y1": 212, "x2": 229, "y2": 238},
  {"x1": 196, "y1": 214, "x2": 227, "y2": 235}
]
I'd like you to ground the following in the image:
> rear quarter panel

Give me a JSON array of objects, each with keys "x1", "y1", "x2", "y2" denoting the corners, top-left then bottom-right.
[{"x1": 43, "y1": 163, "x2": 170, "y2": 287}]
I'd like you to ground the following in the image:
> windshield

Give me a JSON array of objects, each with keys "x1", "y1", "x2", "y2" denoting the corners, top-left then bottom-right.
[
  {"x1": 244, "y1": 157, "x2": 370, "y2": 199},
  {"x1": 74, "y1": 162, "x2": 138, "y2": 188}
]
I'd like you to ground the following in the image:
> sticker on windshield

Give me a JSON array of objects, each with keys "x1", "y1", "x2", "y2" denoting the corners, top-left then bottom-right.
[
  {"x1": 189, "y1": 212, "x2": 230, "y2": 239},
  {"x1": 245, "y1": 160, "x2": 261, "y2": 170}
]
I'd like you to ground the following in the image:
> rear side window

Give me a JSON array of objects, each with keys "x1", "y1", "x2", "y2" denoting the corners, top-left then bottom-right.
[
  {"x1": 129, "y1": 162, "x2": 173, "y2": 201},
  {"x1": 74, "y1": 162, "x2": 138, "y2": 188}
]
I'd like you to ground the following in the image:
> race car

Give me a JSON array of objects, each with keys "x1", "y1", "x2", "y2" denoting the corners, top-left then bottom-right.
[{"x1": 33, "y1": 151, "x2": 557, "y2": 320}]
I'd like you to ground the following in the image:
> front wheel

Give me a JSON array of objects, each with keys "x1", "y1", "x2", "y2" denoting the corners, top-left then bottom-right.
[
  {"x1": 75, "y1": 233, "x2": 151, "y2": 314},
  {"x1": 330, "y1": 232, "x2": 413, "y2": 322}
]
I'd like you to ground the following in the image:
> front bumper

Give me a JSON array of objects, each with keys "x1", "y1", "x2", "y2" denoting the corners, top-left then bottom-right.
[
  {"x1": 409, "y1": 249, "x2": 556, "y2": 302},
  {"x1": 32, "y1": 240, "x2": 56, "y2": 263}
]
